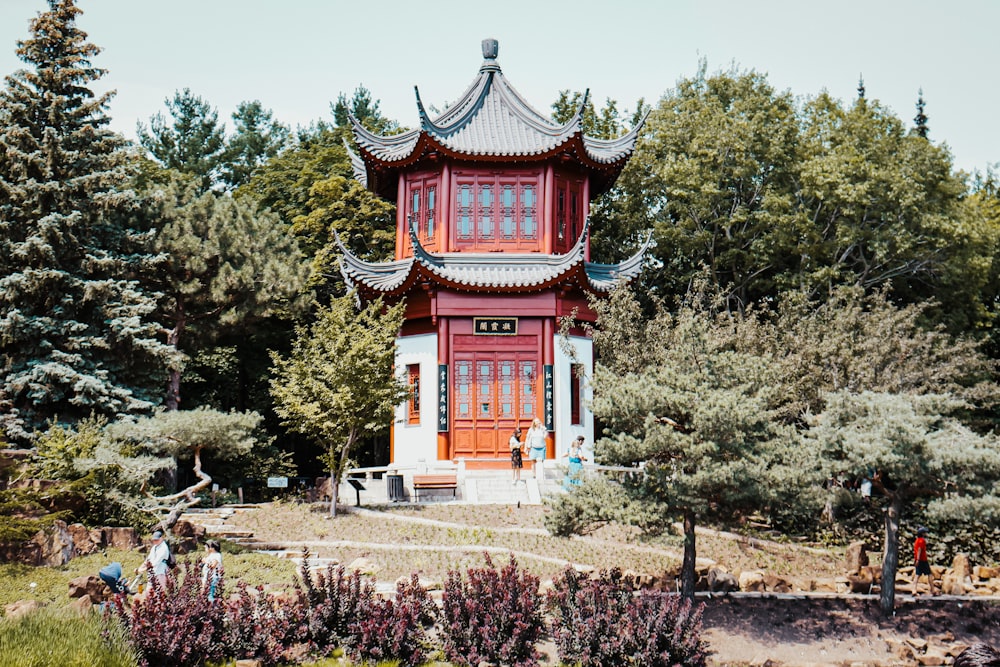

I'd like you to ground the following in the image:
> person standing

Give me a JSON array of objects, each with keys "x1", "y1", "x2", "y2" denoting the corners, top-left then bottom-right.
[
  {"x1": 912, "y1": 526, "x2": 935, "y2": 596},
  {"x1": 562, "y1": 435, "x2": 587, "y2": 489},
  {"x1": 525, "y1": 418, "x2": 547, "y2": 481},
  {"x1": 509, "y1": 427, "x2": 524, "y2": 485},
  {"x1": 137, "y1": 529, "x2": 171, "y2": 588},
  {"x1": 201, "y1": 540, "x2": 223, "y2": 601}
]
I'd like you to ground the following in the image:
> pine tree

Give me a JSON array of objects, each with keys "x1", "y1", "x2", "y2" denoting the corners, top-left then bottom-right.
[
  {"x1": 914, "y1": 88, "x2": 929, "y2": 138},
  {"x1": 0, "y1": 0, "x2": 174, "y2": 443},
  {"x1": 857, "y1": 74, "x2": 866, "y2": 100}
]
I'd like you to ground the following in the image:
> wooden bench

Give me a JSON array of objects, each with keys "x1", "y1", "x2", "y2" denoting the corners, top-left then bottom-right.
[{"x1": 412, "y1": 474, "x2": 458, "y2": 500}]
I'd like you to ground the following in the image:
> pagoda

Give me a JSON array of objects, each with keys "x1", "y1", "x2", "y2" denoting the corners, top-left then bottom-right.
[{"x1": 341, "y1": 38, "x2": 648, "y2": 467}]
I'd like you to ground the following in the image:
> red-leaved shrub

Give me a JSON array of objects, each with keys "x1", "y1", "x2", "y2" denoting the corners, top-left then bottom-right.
[
  {"x1": 292, "y1": 552, "x2": 373, "y2": 655},
  {"x1": 547, "y1": 566, "x2": 710, "y2": 667},
  {"x1": 439, "y1": 553, "x2": 543, "y2": 667},
  {"x1": 347, "y1": 573, "x2": 432, "y2": 667}
]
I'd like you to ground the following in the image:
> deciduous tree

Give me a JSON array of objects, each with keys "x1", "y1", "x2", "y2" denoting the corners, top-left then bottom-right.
[{"x1": 269, "y1": 295, "x2": 408, "y2": 516}]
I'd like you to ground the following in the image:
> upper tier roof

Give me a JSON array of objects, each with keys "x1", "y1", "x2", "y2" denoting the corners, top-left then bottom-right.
[{"x1": 350, "y1": 38, "x2": 646, "y2": 198}]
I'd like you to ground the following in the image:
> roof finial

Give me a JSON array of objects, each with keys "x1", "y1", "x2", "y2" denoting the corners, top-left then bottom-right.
[{"x1": 482, "y1": 38, "x2": 498, "y2": 60}]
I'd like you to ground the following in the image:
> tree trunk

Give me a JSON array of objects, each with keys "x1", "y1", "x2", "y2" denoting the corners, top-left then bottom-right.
[
  {"x1": 681, "y1": 509, "x2": 697, "y2": 599},
  {"x1": 880, "y1": 492, "x2": 903, "y2": 616},
  {"x1": 329, "y1": 466, "x2": 338, "y2": 518},
  {"x1": 165, "y1": 301, "x2": 186, "y2": 411}
]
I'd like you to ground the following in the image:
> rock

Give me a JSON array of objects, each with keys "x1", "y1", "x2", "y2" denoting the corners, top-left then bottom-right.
[
  {"x1": 66, "y1": 523, "x2": 100, "y2": 556},
  {"x1": 70, "y1": 594, "x2": 97, "y2": 616},
  {"x1": 844, "y1": 541, "x2": 869, "y2": 574},
  {"x1": 171, "y1": 520, "x2": 204, "y2": 554},
  {"x1": 763, "y1": 574, "x2": 792, "y2": 593},
  {"x1": 946, "y1": 643, "x2": 971, "y2": 657},
  {"x1": 915, "y1": 649, "x2": 947, "y2": 666},
  {"x1": 395, "y1": 574, "x2": 442, "y2": 591},
  {"x1": 974, "y1": 565, "x2": 1000, "y2": 580},
  {"x1": 708, "y1": 567, "x2": 738, "y2": 594},
  {"x1": 940, "y1": 573, "x2": 965, "y2": 596},
  {"x1": 907, "y1": 637, "x2": 929, "y2": 651},
  {"x1": 347, "y1": 557, "x2": 380, "y2": 576},
  {"x1": 739, "y1": 570, "x2": 766, "y2": 592},
  {"x1": 4, "y1": 599, "x2": 44, "y2": 619},
  {"x1": 952, "y1": 553, "x2": 972, "y2": 580},
  {"x1": 101, "y1": 527, "x2": 139, "y2": 551},
  {"x1": 29, "y1": 520, "x2": 74, "y2": 566},
  {"x1": 846, "y1": 572, "x2": 874, "y2": 594},
  {"x1": 68, "y1": 575, "x2": 106, "y2": 600}
]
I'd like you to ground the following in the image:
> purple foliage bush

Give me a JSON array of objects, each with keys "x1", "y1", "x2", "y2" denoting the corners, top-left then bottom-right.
[
  {"x1": 224, "y1": 580, "x2": 300, "y2": 665},
  {"x1": 292, "y1": 552, "x2": 373, "y2": 655},
  {"x1": 347, "y1": 573, "x2": 432, "y2": 667},
  {"x1": 440, "y1": 553, "x2": 543, "y2": 667},
  {"x1": 108, "y1": 563, "x2": 228, "y2": 667},
  {"x1": 547, "y1": 566, "x2": 710, "y2": 667}
]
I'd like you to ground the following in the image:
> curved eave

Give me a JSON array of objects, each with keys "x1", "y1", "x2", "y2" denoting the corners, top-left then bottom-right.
[
  {"x1": 584, "y1": 231, "x2": 653, "y2": 291},
  {"x1": 345, "y1": 141, "x2": 368, "y2": 187},
  {"x1": 338, "y1": 234, "x2": 417, "y2": 294}
]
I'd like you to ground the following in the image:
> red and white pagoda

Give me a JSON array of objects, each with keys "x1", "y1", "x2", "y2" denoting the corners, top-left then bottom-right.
[{"x1": 341, "y1": 39, "x2": 648, "y2": 467}]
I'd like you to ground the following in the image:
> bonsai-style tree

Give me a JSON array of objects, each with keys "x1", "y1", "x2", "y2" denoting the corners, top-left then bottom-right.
[
  {"x1": 270, "y1": 295, "x2": 408, "y2": 516},
  {"x1": 807, "y1": 390, "x2": 1000, "y2": 615}
]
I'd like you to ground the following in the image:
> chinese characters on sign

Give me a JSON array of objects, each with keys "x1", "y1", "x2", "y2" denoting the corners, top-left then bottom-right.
[
  {"x1": 543, "y1": 364, "x2": 554, "y2": 431},
  {"x1": 472, "y1": 317, "x2": 518, "y2": 335},
  {"x1": 437, "y1": 364, "x2": 449, "y2": 432}
]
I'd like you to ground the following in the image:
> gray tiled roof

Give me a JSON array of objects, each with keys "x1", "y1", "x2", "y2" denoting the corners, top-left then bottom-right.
[
  {"x1": 338, "y1": 220, "x2": 651, "y2": 295},
  {"x1": 351, "y1": 42, "x2": 645, "y2": 166}
]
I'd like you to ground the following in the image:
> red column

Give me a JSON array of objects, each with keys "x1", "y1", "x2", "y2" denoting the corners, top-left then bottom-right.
[
  {"x1": 543, "y1": 164, "x2": 554, "y2": 254},
  {"x1": 440, "y1": 164, "x2": 451, "y2": 253},
  {"x1": 396, "y1": 176, "x2": 407, "y2": 259},
  {"x1": 583, "y1": 177, "x2": 591, "y2": 261}
]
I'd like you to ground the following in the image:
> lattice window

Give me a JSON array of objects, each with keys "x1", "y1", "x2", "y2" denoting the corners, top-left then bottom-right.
[
  {"x1": 520, "y1": 185, "x2": 536, "y2": 239},
  {"x1": 520, "y1": 361, "x2": 536, "y2": 417},
  {"x1": 407, "y1": 364, "x2": 420, "y2": 425},
  {"x1": 557, "y1": 189, "x2": 566, "y2": 241},
  {"x1": 456, "y1": 361, "x2": 472, "y2": 417},
  {"x1": 478, "y1": 184, "x2": 494, "y2": 239},
  {"x1": 426, "y1": 186, "x2": 436, "y2": 240},
  {"x1": 457, "y1": 184, "x2": 473, "y2": 239},
  {"x1": 501, "y1": 185, "x2": 516, "y2": 240}
]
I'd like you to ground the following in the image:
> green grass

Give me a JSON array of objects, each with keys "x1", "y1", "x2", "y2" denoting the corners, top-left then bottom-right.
[{"x1": 0, "y1": 607, "x2": 137, "y2": 667}]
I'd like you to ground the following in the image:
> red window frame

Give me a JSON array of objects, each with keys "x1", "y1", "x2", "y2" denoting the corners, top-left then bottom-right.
[
  {"x1": 407, "y1": 364, "x2": 420, "y2": 425},
  {"x1": 570, "y1": 363, "x2": 584, "y2": 426}
]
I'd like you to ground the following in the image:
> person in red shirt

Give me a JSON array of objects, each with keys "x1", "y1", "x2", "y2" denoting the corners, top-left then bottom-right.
[{"x1": 912, "y1": 526, "x2": 935, "y2": 596}]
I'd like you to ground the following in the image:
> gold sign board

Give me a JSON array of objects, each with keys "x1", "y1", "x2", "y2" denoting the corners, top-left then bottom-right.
[{"x1": 473, "y1": 317, "x2": 518, "y2": 336}]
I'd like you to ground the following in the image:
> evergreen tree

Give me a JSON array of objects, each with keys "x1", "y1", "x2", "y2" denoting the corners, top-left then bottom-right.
[
  {"x1": 857, "y1": 74, "x2": 866, "y2": 100},
  {"x1": 0, "y1": 0, "x2": 174, "y2": 443},
  {"x1": 914, "y1": 88, "x2": 929, "y2": 138},
  {"x1": 137, "y1": 88, "x2": 226, "y2": 192},
  {"x1": 220, "y1": 100, "x2": 290, "y2": 190}
]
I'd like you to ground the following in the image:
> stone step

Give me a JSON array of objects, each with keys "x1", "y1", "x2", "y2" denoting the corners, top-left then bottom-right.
[{"x1": 203, "y1": 526, "x2": 254, "y2": 538}]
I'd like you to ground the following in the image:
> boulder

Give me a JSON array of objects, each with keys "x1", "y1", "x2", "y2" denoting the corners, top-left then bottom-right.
[
  {"x1": 915, "y1": 649, "x2": 947, "y2": 666},
  {"x1": 974, "y1": 565, "x2": 1000, "y2": 580},
  {"x1": 951, "y1": 553, "x2": 972, "y2": 580},
  {"x1": 4, "y1": 599, "x2": 44, "y2": 619},
  {"x1": 171, "y1": 520, "x2": 205, "y2": 554},
  {"x1": 763, "y1": 574, "x2": 793, "y2": 593},
  {"x1": 846, "y1": 572, "x2": 874, "y2": 594},
  {"x1": 739, "y1": 570, "x2": 766, "y2": 592},
  {"x1": 68, "y1": 575, "x2": 106, "y2": 600},
  {"x1": 70, "y1": 594, "x2": 97, "y2": 616},
  {"x1": 101, "y1": 527, "x2": 139, "y2": 551},
  {"x1": 29, "y1": 520, "x2": 74, "y2": 566},
  {"x1": 707, "y1": 568, "x2": 738, "y2": 594},
  {"x1": 347, "y1": 557, "x2": 380, "y2": 576},
  {"x1": 66, "y1": 523, "x2": 100, "y2": 556},
  {"x1": 844, "y1": 541, "x2": 869, "y2": 574},
  {"x1": 940, "y1": 573, "x2": 965, "y2": 596}
]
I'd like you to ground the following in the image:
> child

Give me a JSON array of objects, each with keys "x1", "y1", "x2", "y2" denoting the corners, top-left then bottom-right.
[
  {"x1": 562, "y1": 435, "x2": 587, "y2": 489},
  {"x1": 201, "y1": 540, "x2": 223, "y2": 601},
  {"x1": 510, "y1": 427, "x2": 524, "y2": 484}
]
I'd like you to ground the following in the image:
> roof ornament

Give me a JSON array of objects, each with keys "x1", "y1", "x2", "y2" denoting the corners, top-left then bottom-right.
[{"x1": 480, "y1": 38, "x2": 500, "y2": 73}]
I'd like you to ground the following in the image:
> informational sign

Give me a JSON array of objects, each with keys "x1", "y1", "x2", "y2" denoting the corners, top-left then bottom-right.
[
  {"x1": 472, "y1": 317, "x2": 518, "y2": 335},
  {"x1": 266, "y1": 476, "x2": 288, "y2": 488},
  {"x1": 437, "y1": 364, "x2": 449, "y2": 432},
  {"x1": 543, "y1": 364, "x2": 554, "y2": 431}
]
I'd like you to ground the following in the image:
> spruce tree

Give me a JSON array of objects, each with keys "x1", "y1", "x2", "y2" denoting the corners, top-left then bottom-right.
[
  {"x1": 0, "y1": 0, "x2": 174, "y2": 443},
  {"x1": 914, "y1": 88, "x2": 929, "y2": 138}
]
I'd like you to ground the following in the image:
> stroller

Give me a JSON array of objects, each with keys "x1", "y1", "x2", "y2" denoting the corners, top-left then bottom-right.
[{"x1": 98, "y1": 561, "x2": 137, "y2": 596}]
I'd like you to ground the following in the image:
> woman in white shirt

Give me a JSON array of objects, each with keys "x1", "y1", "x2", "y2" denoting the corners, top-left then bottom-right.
[{"x1": 525, "y1": 418, "x2": 548, "y2": 481}]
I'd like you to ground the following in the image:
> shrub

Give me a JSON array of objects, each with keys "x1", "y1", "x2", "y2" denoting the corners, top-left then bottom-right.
[
  {"x1": 547, "y1": 566, "x2": 710, "y2": 667},
  {"x1": 108, "y1": 563, "x2": 228, "y2": 667},
  {"x1": 546, "y1": 567, "x2": 636, "y2": 666},
  {"x1": 293, "y1": 551, "x2": 374, "y2": 655},
  {"x1": 0, "y1": 606, "x2": 137, "y2": 667},
  {"x1": 347, "y1": 574, "x2": 431, "y2": 667},
  {"x1": 439, "y1": 553, "x2": 542, "y2": 667},
  {"x1": 222, "y1": 580, "x2": 299, "y2": 666}
]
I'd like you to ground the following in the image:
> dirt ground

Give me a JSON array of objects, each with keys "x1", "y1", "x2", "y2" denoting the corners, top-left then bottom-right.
[{"x1": 699, "y1": 595, "x2": 1000, "y2": 665}]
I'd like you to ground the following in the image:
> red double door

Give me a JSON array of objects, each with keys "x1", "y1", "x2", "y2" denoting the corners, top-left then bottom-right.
[{"x1": 452, "y1": 350, "x2": 539, "y2": 458}]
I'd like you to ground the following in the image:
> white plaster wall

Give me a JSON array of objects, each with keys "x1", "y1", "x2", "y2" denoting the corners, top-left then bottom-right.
[
  {"x1": 553, "y1": 335, "x2": 594, "y2": 460},
  {"x1": 393, "y1": 334, "x2": 439, "y2": 466}
]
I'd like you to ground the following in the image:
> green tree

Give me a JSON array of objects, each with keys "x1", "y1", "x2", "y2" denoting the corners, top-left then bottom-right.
[
  {"x1": 142, "y1": 177, "x2": 311, "y2": 410},
  {"x1": 914, "y1": 89, "x2": 929, "y2": 139},
  {"x1": 137, "y1": 88, "x2": 226, "y2": 192},
  {"x1": 806, "y1": 391, "x2": 1000, "y2": 614},
  {"x1": 555, "y1": 286, "x2": 803, "y2": 597},
  {"x1": 332, "y1": 85, "x2": 400, "y2": 141},
  {"x1": 220, "y1": 100, "x2": 291, "y2": 190},
  {"x1": 104, "y1": 407, "x2": 266, "y2": 528},
  {"x1": 551, "y1": 90, "x2": 646, "y2": 140},
  {"x1": 0, "y1": 0, "x2": 174, "y2": 443},
  {"x1": 270, "y1": 295, "x2": 408, "y2": 517}
]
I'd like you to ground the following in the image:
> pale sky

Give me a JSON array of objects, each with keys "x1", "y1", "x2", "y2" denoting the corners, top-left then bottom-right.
[{"x1": 1, "y1": 0, "x2": 996, "y2": 176}]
